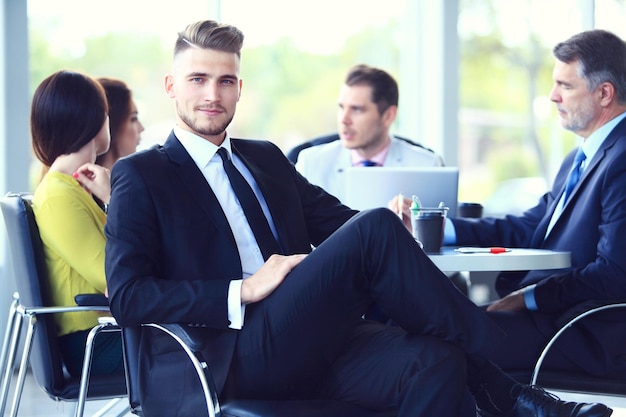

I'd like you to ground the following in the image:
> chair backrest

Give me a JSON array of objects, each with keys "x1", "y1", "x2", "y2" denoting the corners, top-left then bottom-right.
[
  {"x1": 0, "y1": 192, "x2": 68, "y2": 397},
  {"x1": 285, "y1": 133, "x2": 438, "y2": 164}
]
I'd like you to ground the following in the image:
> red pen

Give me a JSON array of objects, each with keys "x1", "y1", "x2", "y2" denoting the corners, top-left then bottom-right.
[
  {"x1": 454, "y1": 247, "x2": 511, "y2": 254},
  {"x1": 489, "y1": 247, "x2": 508, "y2": 254}
]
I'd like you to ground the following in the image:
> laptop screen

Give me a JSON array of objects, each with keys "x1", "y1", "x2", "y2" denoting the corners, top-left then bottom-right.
[{"x1": 343, "y1": 166, "x2": 459, "y2": 217}]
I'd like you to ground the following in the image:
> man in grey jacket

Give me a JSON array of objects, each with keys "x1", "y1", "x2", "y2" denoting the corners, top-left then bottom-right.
[{"x1": 296, "y1": 64, "x2": 443, "y2": 203}]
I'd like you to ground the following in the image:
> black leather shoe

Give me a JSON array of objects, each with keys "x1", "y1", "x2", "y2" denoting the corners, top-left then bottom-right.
[{"x1": 479, "y1": 385, "x2": 612, "y2": 417}]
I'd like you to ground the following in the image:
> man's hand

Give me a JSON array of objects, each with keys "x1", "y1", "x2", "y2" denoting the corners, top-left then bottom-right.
[
  {"x1": 387, "y1": 194, "x2": 412, "y2": 232},
  {"x1": 241, "y1": 254, "x2": 307, "y2": 304},
  {"x1": 486, "y1": 289, "x2": 526, "y2": 312}
]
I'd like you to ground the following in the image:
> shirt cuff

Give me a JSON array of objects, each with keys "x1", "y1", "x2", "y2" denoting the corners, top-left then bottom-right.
[
  {"x1": 443, "y1": 218, "x2": 457, "y2": 245},
  {"x1": 523, "y1": 284, "x2": 538, "y2": 310},
  {"x1": 227, "y1": 279, "x2": 246, "y2": 329}
]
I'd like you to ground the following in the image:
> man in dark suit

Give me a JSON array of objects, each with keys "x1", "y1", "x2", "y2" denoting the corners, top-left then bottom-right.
[
  {"x1": 104, "y1": 20, "x2": 610, "y2": 417},
  {"x1": 405, "y1": 29, "x2": 626, "y2": 380}
]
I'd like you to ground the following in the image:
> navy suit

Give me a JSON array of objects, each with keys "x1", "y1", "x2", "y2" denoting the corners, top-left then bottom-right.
[
  {"x1": 453, "y1": 117, "x2": 626, "y2": 377},
  {"x1": 105, "y1": 132, "x2": 503, "y2": 416}
]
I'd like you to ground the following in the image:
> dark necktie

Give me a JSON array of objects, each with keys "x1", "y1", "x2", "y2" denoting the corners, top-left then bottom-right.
[
  {"x1": 217, "y1": 148, "x2": 280, "y2": 260},
  {"x1": 362, "y1": 160, "x2": 378, "y2": 167},
  {"x1": 563, "y1": 147, "x2": 586, "y2": 203}
]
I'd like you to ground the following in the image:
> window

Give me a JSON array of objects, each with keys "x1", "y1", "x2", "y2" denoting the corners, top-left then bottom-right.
[
  {"x1": 458, "y1": 0, "x2": 600, "y2": 214},
  {"x1": 24, "y1": 0, "x2": 626, "y2": 212},
  {"x1": 28, "y1": 0, "x2": 408, "y2": 155}
]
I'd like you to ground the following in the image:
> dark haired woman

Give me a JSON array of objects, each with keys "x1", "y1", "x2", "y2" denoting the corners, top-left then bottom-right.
[
  {"x1": 95, "y1": 77, "x2": 144, "y2": 170},
  {"x1": 31, "y1": 70, "x2": 123, "y2": 376}
]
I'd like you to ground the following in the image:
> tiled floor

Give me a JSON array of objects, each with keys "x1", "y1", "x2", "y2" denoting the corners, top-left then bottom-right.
[
  {"x1": 3, "y1": 370, "x2": 626, "y2": 416},
  {"x1": 2, "y1": 370, "x2": 130, "y2": 417}
]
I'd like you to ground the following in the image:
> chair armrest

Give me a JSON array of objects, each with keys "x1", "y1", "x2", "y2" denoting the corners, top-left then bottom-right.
[
  {"x1": 73, "y1": 295, "x2": 204, "y2": 351},
  {"x1": 531, "y1": 300, "x2": 626, "y2": 385},
  {"x1": 139, "y1": 323, "x2": 218, "y2": 416},
  {"x1": 75, "y1": 293, "x2": 109, "y2": 307},
  {"x1": 157, "y1": 324, "x2": 206, "y2": 351}
]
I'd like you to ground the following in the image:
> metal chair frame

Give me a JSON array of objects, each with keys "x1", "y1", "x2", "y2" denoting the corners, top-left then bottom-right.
[
  {"x1": 529, "y1": 302, "x2": 626, "y2": 399},
  {"x1": 0, "y1": 292, "x2": 126, "y2": 417},
  {"x1": 114, "y1": 318, "x2": 397, "y2": 417},
  {"x1": 0, "y1": 192, "x2": 128, "y2": 417}
]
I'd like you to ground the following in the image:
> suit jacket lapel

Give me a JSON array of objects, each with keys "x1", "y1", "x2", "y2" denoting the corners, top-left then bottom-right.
[
  {"x1": 386, "y1": 137, "x2": 403, "y2": 166},
  {"x1": 231, "y1": 140, "x2": 291, "y2": 253},
  {"x1": 162, "y1": 133, "x2": 237, "y2": 249},
  {"x1": 335, "y1": 145, "x2": 351, "y2": 172},
  {"x1": 531, "y1": 197, "x2": 560, "y2": 247},
  {"x1": 328, "y1": 146, "x2": 351, "y2": 199},
  {"x1": 561, "y1": 138, "x2": 608, "y2": 211},
  {"x1": 542, "y1": 122, "x2": 622, "y2": 241}
]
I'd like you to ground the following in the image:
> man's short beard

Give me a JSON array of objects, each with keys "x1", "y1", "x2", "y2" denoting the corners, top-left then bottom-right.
[
  {"x1": 178, "y1": 107, "x2": 234, "y2": 137},
  {"x1": 563, "y1": 101, "x2": 596, "y2": 134}
]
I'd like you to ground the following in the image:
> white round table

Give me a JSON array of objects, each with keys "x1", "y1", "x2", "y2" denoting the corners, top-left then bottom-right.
[{"x1": 428, "y1": 247, "x2": 571, "y2": 272}]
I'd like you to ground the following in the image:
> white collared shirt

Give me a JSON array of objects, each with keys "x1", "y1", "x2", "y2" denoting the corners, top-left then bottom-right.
[{"x1": 174, "y1": 126, "x2": 277, "y2": 329}]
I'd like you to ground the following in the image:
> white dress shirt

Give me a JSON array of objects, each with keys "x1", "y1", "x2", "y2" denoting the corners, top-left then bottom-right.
[{"x1": 175, "y1": 126, "x2": 279, "y2": 329}]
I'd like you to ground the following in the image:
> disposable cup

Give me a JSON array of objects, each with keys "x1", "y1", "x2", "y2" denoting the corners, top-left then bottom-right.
[{"x1": 412, "y1": 207, "x2": 448, "y2": 254}]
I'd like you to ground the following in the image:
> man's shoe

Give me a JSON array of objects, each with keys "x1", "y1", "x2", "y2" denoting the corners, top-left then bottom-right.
[{"x1": 478, "y1": 385, "x2": 612, "y2": 417}]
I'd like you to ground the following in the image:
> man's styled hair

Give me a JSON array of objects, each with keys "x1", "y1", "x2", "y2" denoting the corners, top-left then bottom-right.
[
  {"x1": 553, "y1": 29, "x2": 626, "y2": 103},
  {"x1": 174, "y1": 20, "x2": 244, "y2": 58},
  {"x1": 344, "y1": 64, "x2": 399, "y2": 114}
]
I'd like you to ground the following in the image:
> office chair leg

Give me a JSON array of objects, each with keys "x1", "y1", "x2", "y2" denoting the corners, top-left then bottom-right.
[
  {"x1": 8, "y1": 314, "x2": 37, "y2": 417},
  {"x1": 75, "y1": 322, "x2": 102, "y2": 417},
  {"x1": 0, "y1": 294, "x2": 19, "y2": 379},
  {"x1": 75, "y1": 321, "x2": 121, "y2": 417},
  {"x1": 0, "y1": 297, "x2": 23, "y2": 416}
]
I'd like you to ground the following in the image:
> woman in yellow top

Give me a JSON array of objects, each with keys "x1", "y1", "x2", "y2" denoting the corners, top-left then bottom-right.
[{"x1": 30, "y1": 70, "x2": 123, "y2": 377}]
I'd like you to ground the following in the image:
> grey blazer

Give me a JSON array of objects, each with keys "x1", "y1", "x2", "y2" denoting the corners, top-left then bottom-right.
[{"x1": 295, "y1": 135, "x2": 444, "y2": 203}]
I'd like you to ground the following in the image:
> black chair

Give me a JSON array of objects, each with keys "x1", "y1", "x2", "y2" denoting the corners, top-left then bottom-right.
[
  {"x1": 72, "y1": 292, "x2": 396, "y2": 416},
  {"x1": 285, "y1": 133, "x2": 437, "y2": 164},
  {"x1": 509, "y1": 301, "x2": 626, "y2": 401},
  {"x1": 120, "y1": 322, "x2": 397, "y2": 417},
  {"x1": 0, "y1": 192, "x2": 128, "y2": 417}
]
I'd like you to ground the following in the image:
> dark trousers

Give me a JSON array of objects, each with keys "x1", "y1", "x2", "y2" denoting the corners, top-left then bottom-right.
[
  {"x1": 59, "y1": 329, "x2": 124, "y2": 377},
  {"x1": 225, "y1": 208, "x2": 504, "y2": 416}
]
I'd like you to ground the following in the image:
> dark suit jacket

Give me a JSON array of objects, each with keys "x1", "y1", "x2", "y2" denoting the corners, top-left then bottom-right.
[
  {"x1": 452, "y1": 117, "x2": 626, "y2": 376},
  {"x1": 105, "y1": 132, "x2": 357, "y2": 400}
]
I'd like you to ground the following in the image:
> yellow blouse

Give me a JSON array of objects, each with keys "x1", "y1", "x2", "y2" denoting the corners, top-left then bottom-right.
[{"x1": 32, "y1": 171, "x2": 107, "y2": 336}]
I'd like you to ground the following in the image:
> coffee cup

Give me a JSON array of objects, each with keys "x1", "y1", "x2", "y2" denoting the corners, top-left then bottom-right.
[
  {"x1": 412, "y1": 207, "x2": 448, "y2": 254},
  {"x1": 458, "y1": 202, "x2": 483, "y2": 218}
]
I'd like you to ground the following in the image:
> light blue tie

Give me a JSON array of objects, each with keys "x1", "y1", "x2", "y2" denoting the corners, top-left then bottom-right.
[{"x1": 563, "y1": 147, "x2": 586, "y2": 203}]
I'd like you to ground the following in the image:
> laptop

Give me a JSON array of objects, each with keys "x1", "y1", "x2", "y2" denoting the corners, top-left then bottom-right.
[{"x1": 343, "y1": 166, "x2": 459, "y2": 217}]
